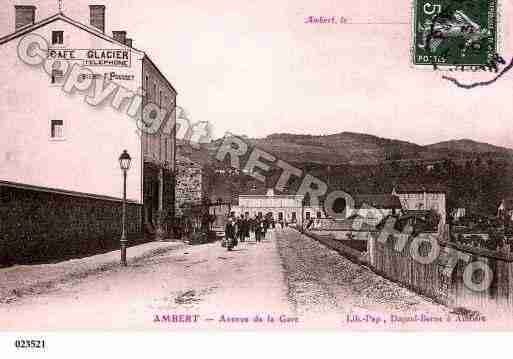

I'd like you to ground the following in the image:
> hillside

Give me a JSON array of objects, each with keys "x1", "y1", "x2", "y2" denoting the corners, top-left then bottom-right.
[
  {"x1": 247, "y1": 132, "x2": 422, "y2": 165},
  {"x1": 208, "y1": 132, "x2": 513, "y2": 165},
  {"x1": 178, "y1": 132, "x2": 513, "y2": 214},
  {"x1": 180, "y1": 132, "x2": 513, "y2": 167},
  {"x1": 425, "y1": 139, "x2": 513, "y2": 157}
]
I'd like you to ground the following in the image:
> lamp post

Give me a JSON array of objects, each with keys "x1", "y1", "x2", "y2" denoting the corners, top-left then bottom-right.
[{"x1": 119, "y1": 150, "x2": 132, "y2": 266}]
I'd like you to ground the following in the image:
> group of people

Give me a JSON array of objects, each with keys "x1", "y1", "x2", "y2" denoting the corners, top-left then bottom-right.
[{"x1": 223, "y1": 214, "x2": 275, "y2": 251}]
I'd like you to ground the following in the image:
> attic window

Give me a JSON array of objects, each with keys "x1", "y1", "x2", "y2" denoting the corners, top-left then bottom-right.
[
  {"x1": 52, "y1": 31, "x2": 64, "y2": 44},
  {"x1": 51, "y1": 69, "x2": 64, "y2": 84}
]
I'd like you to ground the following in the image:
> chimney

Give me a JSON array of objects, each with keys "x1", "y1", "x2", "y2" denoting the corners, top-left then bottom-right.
[
  {"x1": 126, "y1": 38, "x2": 133, "y2": 48},
  {"x1": 15, "y1": 5, "x2": 36, "y2": 30},
  {"x1": 89, "y1": 5, "x2": 105, "y2": 33},
  {"x1": 112, "y1": 31, "x2": 126, "y2": 44}
]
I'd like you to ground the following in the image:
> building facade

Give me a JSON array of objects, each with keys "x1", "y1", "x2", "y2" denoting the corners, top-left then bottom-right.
[
  {"x1": 498, "y1": 198, "x2": 513, "y2": 221},
  {"x1": 0, "y1": 5, "x2": 176, "y2": 264},
  {"x1": 348, "y1": 194, "x2": 403, "y2": 226},
  {"x1": 231, "y1": 188, "x2": 323, "y2": 225},
  {"x1": 392, "y1": 185, "x2": 447, "y2": 225},
  {"x1": 141, "y1": 50, "x2": 177, "y2": 234},
  {"x1": 175, "y1": 157, "x2": 211, "y2": 217}
]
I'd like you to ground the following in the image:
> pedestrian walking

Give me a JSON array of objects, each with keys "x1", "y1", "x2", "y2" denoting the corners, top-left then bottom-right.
[
  {"x1": 252, "y1": 215, "x2": 259, "y2": 242},
  {"x1": 263, "y1": 217, "x2": 269, "y2": 241},
  {"x1": 224, "y1": 216, "x2": 237, "y2": 251},
  {"x1": 270, "y1": 218, "x2": 276, "y2": 239},
  {"x1": 235, "y1": 216, "x2": 243, "y2": 242},
  {"x1": 255, "y1": 217, "x2": 262, "y2": 243},
  {"x1": 243, "y1": 214, "x2": 250, "y2": 242},
  {"x1": 237, "y1": 215, "x2": 245, "y2": 243}
]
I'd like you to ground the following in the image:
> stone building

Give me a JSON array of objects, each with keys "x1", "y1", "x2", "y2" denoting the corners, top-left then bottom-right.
[
  {"x1": 0, "y1": 4, "x2": 176, "y2": 264},
  {"x1": 175, "y1": 157, "x2": 211, "y2": 216}
]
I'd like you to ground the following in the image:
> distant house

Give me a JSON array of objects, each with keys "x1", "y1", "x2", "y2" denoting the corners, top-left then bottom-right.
[
  {"x1": 498, "y1": 198, "x2": 513, "y2": 220},
  {"x1": 392, "y1": 184, "x2": 447, "y2": 225},
  {"x1": 231, "y1": 188, "x2": 303, "y2": 224},
  {"x1": 348, "y1": 194, "x2": 403, "y2": 226},
  {"x1": 451, "y1": 207, "x2": 467, "y2": 221},
  {"x1": 230, "y1": 188, "x2": 325, "y2": 225}
]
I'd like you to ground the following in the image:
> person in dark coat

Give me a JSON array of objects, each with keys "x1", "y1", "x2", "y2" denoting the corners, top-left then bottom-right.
[
  {"x1": 244, "y1": 214, "x2": 251, "y2": 241},
  {"x1": 262, "y1": 218, "x2": 269, "y2": 241},
  {"x1": 237, "y1": 215, "x2": 245, "y2": 243},
  {"x1": 254, "y1": 216, "x2": 262, "y2": 243},
  {"x1": 250, "y1": 216, "x2": 257, "y2": 241},
  {"x1": 224, "y1": 216, "x2": 237, "y2": 251}
]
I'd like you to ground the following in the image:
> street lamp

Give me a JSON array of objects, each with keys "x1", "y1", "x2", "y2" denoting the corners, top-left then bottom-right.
[{"x1": 119, "y1": 149, "x2": 132, "y2": 266}]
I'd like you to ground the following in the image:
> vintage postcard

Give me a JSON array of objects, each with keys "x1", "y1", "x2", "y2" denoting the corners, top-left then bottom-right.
[{"x1": 1, "y1": 0, "x2": 513, "y2": 352}]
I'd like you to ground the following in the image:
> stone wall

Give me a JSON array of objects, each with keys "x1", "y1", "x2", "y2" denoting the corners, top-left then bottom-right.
[
  {"x1": 0, "y1": 183, "x2": 143, "y2": 266},
  {"x1": 175, "y1": 157, "x2": 210, "y2": 216}
]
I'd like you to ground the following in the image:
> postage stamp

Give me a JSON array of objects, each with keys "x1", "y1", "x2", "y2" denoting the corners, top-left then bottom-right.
[{"x1": 412, "y1": 0, "x2": 499, "y2": 67}]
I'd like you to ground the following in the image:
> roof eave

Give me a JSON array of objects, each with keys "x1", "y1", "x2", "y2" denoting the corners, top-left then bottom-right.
[
  {"x1": 143, "y1": 53, "x2": 178, "y2": 95},
  {"x1": 0, "y1": 12, "x2": 145, "y2": 56}
]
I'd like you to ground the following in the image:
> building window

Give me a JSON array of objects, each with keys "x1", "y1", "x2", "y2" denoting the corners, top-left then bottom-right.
[
  {"x1": 50, "y1": 120, "x2": 64, "y2": 139},
  {"x1": 316, "y1": 211, "x2": 322, "y2": 219},
  {"x1": 292, "y1": 212, "x2": 297, "y2": 222},
  {"x1": 164, "y1": 138, "x2": 168, "y2": 162},
  {"x1": 145, "y1": 76, "x2": 149, "y2": 100},
  {"x1": 51, "y1": 69, "x2": 64, "y2": 84},
  {"x1": 158, "y1": 135, "x2": 162, "y2": 161},
  {"x1": 52, "y1": 31, "x2": 63, "y2": 44},
  {"x1": 305, "y1": 212, "x2": 311, "y2": 220}
]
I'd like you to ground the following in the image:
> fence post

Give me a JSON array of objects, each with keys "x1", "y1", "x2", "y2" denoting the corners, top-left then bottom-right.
[{"x1": 368, "y1": 231, "x2": 376, "y2": 268}]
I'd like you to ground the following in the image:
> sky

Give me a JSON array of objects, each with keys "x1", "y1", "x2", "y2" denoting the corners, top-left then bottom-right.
[{"x1": 1, "y1": 0, "x2": 513, "y2": 147}]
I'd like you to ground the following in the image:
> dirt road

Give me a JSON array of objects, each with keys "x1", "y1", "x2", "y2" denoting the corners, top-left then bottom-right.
[{"x1": 0, "y1": 228, "x2": 453, "y2": 330}]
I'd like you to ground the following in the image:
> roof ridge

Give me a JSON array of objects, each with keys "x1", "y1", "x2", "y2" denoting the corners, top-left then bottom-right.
[
  {"x1": 0, "y1": 12, "x2": 60, "y2": 44},
  {"x1": 0, "y1": 11, "x2": 144, "y2": 54}
]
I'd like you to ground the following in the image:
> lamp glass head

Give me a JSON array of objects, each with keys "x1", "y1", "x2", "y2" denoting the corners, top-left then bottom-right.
[{"x1": 119, "y1": 150, "x2": 132, "y2": 171}]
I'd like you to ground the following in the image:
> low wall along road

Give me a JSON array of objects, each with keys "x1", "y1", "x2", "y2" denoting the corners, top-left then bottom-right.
[{"x1": 304, "y1": 226, "x2": 513, "y2": 315}]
